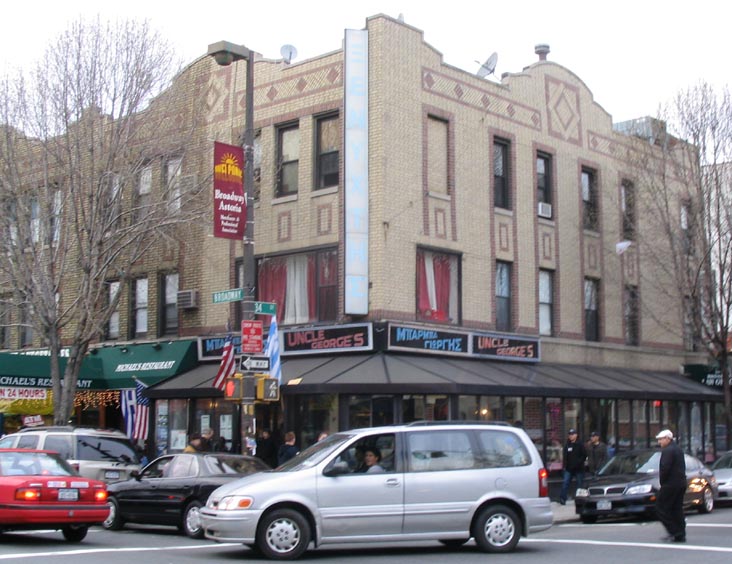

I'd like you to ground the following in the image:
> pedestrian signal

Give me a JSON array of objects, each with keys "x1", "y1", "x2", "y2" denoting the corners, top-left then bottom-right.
[
  {"x1": 256, "y1": 377, "x2": 280, "y2": 401},
  {"x1": 224, "y1": 375, "x2": 243, "y2": 400}
]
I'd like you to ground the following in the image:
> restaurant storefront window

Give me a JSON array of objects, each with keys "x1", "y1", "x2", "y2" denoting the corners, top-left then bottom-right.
[
  {"x1": 617, "y1": 399, "x2": 631, "y2": 451},
  {"x1": 633, "y1": 400, "x2": 649, "y2": 449},
  {"x1": 292, "y1": 394, "x2": 338, "y2": 448},
  {"x1": 546, "y1": 398, "x2": 562, "y2": 472}
]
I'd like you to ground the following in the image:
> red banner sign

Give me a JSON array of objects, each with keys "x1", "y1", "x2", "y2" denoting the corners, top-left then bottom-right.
[{"x1": 213, "y1": 142, "x2": 246, "y2": 239}]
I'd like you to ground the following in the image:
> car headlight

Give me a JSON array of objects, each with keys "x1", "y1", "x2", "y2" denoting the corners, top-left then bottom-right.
[
  {"x1": 575, "y1": 488, "x2": 589, "y2": 497},
  {"x1": 217, "y1": 495, "x2": 254, "y2": 510},
  {"x1": 625, "y1": 484, "x2": 653, "y2": 495}
]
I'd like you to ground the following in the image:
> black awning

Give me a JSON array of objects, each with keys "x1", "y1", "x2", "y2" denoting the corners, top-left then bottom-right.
[
  {"x1": 145, "y1": 363, "x2": 222, "y2": 399},
  {"x1": 280, "y1": 352, "x2": 723, "y2": 401}
]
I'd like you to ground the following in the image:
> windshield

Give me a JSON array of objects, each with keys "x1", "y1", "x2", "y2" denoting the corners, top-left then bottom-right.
[
  {"x1": 599, "y1": 451, "x2": 661, "y2": 475},
  {"x1": 712, "y1": 454, "x2": 732, "y2": 470},
  {"x1": 77, "y1": 436, "x2": 139, "y2": 464},
  {"x1": 203, "y1": 454, "x2": 270, "y2": 474},
  {"x1": 0, "y1": 451, "x2": 75, "y2": 476},
  {"x1": 276, "y1": 433, "x2": 355, "y2": 472}
]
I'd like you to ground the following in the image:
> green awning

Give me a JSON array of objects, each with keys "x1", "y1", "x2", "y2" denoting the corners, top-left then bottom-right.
[
  {"x1": 0, "y1": 340, "x2": 198, "y2": 391},
  {"x1": 0, "y1": 353, "x2": 104, "y2": 389},
  {"x1": 91, "y1": 340, "x2": 199, "y2": 389}
]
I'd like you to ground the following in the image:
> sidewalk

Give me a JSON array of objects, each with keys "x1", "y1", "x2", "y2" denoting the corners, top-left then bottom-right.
[{"x1": 551, "y1": 500, "x2": 579, "y2": 524}]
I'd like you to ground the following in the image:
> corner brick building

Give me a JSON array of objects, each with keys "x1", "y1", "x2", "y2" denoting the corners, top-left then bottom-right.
[{"x1": 1, "y1": 15, "x2": 724, "y2": 464}]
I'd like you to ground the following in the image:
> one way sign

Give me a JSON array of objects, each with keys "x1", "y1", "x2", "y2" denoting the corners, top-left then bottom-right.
[{"x1": 240, "y1": 355, "x2": 270, "y2": 372}]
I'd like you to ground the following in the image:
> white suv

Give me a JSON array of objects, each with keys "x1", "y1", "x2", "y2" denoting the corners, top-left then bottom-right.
[
  {"x1": 0, "y1": 426, "x2": 140, "y2": 483},
  {"x1": 201, "y1": 422, "x2": 552, "y2": 559}
]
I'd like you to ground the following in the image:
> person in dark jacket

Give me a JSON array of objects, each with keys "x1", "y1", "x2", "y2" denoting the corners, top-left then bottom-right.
[
  {"x1": 277, "y1": 431, "x2": 299, "y2": 465},
  {"x1": 559, "y1": 428, "x2": 587, "y2": 505},
  {"x1": 256, "y1": 429, "x2": 277, "y2": 468},
  {"x1": 656, "y1": 429, "x2": 687, "y2": 543},
  {"x1": 586, "y1": 431, "x2": 609, "y2": 475}
]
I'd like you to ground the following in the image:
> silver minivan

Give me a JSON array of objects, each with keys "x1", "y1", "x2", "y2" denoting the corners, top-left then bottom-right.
[{"x1": 200, "y1": 422, "x2": 552, "y2": 559}]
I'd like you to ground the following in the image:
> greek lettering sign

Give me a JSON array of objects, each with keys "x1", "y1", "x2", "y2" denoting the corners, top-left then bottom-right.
[
  {"x1": 281, "y1": 323, "x2": 373, "y2": 355},
  {"x1": 388, "y1": 324, "x2": 469, "y2": 356}
]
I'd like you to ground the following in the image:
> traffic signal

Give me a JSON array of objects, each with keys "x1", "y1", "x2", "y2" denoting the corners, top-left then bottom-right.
[
  {"x1": 256, "y1": 377, "x2": 280, "y2": 401},
  {"x1": 223, "y1": 375, "x2": 243, "y2": 400}
]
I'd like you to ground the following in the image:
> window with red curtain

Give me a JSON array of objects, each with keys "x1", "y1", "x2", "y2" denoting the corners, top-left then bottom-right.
[
  {"x1": 257, "y1": 249, "x2": 337, "y2": 324},
  {"x1": 416, "y1": 249, "x2": 459, "y2": 323}
]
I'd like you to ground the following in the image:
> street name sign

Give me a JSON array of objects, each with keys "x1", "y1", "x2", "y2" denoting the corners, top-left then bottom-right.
[
  {"x1": 254, "y1": 301, "x2": 277, "y2": 315},
  {"x1": 213, "y1": 288, "x2": 244, "y2": 304}
]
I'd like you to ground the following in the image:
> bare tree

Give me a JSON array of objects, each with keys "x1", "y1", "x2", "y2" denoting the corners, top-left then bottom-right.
[
  {"x1": 627, "y1": 82, "x2": 732, "y2": 449},
  {"x1": 0, "y1": 18, "x2": 209, "y2": 423}
]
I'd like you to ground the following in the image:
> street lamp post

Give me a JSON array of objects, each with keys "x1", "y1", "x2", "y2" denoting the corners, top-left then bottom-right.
[{"x1": 208, "y1": 41, "x2": 256, "y2": 454}]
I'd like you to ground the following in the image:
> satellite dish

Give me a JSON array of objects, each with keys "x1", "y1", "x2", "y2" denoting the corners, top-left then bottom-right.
[
  {"x1": 615, "y1": 241, "x2": 632, "y2": 255},
  {"x1": 476, "y1": 52, "x2": 498, "y2": 78},
  {"x1": 280, "y1": 44, "x2": 298, "y2": 64}
]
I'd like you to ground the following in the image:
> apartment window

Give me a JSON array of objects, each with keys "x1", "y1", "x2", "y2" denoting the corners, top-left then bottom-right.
[
  {"x1": 416, "y1": 249, "x2": 460, "y2": 324},
  {"x1": 257, "y1": 249, "x2": 337, "y2": 324},
  {"x1": 624, "y1": 285, "x2": 639, "y2": 346},
  {"x1": 582, "y1": 167, "x2": 598, "y2": 230},
  {"x1": 137, "y1": 164, "x2": 153, "y2": 217},
  {"x1": 683, "y1": 295, "x2": 700, "y2": 352},
  {"x1": 680, "y1": 200, "x2": 693, "y2": 252},
  {"x1": 0, "y1": 301, "x2": 10, "y2": 349},
  {"x1": 539, "y1": 270, "x2": 554, "y2": 336},
  {"x1": 277, "y1": 124, "x2": 299, "y2": 196},
  {"x1": 584, "y1": 278, "x2": 600, "y2": 342},
  {"x1": 130, "y1": 277, "x2": 148, "y2": 338},
  {"x1": 621, "y1": 180, "x2": 636, "y2": 239},
  {"x1": 160, "y1": 272, "x2": 179, "y2": 336},
  {"x1": 30, "y1": 197, "x2": 40, "y2": 244},
  {"x1": 19, "y1": 304, "x2": 33, "y2": 348},
  {"x1": 493, "y1": 138, "x2": 510, "y2": 209},
  {"x1": 427, "y1": 116, "x2": 448, "y2": 195},
  {"x1": 495, "y1": 261, "x2": 512, "y2": 332},
  {"x1": 107, "y1": 281, "x2": 121, "y2": 340},
  {"x1": 165, "y1": 157, "x2": 182, "y2": 213},
  {"x1": 316, "y1": 114, "x2": 339, "y2": 189},
  {"x1": 536, "y1": 152, "x2": 552, "y2": 205}
]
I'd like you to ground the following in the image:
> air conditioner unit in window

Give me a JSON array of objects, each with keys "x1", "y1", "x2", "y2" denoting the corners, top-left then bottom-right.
[
  {"x1": 177, "y1": 290, "x2": 199, "y2": 309},
  {"x1": 537, "y1": 202, "x2": 553, "y2": 218}
]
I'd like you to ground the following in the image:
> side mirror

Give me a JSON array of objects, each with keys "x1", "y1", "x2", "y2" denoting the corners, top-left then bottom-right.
[{"x1": 131, "y1": 470, "x2": 141, "y2": 480}]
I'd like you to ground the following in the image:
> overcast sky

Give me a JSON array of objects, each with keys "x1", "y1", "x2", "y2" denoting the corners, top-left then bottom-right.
[{"x1": 1, "y1": 0, "x2": 728, "y2": 123}]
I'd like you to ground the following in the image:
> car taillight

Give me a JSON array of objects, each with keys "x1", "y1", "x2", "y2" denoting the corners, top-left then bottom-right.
[
  {"x1": 16, "y1": 488, "x2": 42, "y2": 501},
  {"x1": 95, "y1": 489, "x2": 108, "y2": 502},
  {"x1": 538, "y1": 468, "x2": 549, "y2": 497}
]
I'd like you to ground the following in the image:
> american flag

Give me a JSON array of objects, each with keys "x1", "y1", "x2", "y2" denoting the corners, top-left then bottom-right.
[
  {"x1": 213, "y1": 335, "x2": 236, "y2": 391},
  {"x1": 265, "y1": 317, "x2": 282, "y2": 384},
  {"x1": 132, "y1": 379, "x2": 150, "y2": 441}
]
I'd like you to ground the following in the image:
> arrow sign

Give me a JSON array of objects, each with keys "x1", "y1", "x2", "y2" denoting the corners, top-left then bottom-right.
[{"x1": 240, "y1": 355, "x2": 270, "y2": 372}]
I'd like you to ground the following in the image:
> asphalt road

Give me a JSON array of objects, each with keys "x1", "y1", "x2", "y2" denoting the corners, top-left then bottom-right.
[{"x1": 1, "y1": 506, "x2": 731, "y2": 564}]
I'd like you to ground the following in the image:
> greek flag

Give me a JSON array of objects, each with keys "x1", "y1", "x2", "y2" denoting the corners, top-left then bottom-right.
[
  {"x1": 120, "y1": 389, "x2": 137, "y2": 438},
  {"x1": 265, "y1": 317, "x2": 282, "y2": 384}
]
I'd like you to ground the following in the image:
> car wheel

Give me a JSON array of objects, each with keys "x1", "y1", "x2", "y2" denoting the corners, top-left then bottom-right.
[
  {"x1": 699, "y1": 486, "x2": 714, "y2": 514},
  {"x1": 472, "y1": 504, "x2": 521, "y2": 553},
  {"x1": 103, "y1": 497, "x2": 124, "y2": 531},
  {"x1": 182, "y1": 500, "x2": 204, "y2": 539},
  {"x1": 580, "y1": 515, "x2": 598, "y2": 524},
  {"x1": 61, "y1": 525, "x2": 88, "y2": 543},
  {"x1": 256, "y1": 508, "x2": 311, "y2": 560},
  {"x1": 439, "y1": 539, "x2": 468, "y2": 548}
]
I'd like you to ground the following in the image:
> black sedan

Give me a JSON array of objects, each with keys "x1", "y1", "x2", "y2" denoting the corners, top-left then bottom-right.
[
  {"x1": 103, "y1": 452, "x2": 269, "y2": 537},
  {"x1": 574, "y1": 449, "x2": 718, "y2": 523}
]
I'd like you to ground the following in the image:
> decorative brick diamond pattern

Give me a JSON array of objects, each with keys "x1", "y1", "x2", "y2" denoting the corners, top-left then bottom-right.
[
  {"x1": 422, "y1": 68, "x2": 541, "y2": 131},
  {"x1": 256, "y1": 63, "x2": 342, "y2": 110},
  {"x1": 545, "y1": 76, "x2": 582, "y2": 146}
]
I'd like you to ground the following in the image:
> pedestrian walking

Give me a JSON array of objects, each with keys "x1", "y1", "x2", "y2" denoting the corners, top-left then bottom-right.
[
  {"x1": 586, "y1": 431, "x2": 609, "y2": 475},
  {"x1": 655, "y1": 429, "x2": 686, "y2": 543},
  {"x1": 559, "y1": 428, "x2": 586, "y2": 505},
  {"x1": 277, "y1": 431, "x2": 299, "y2": 465}
]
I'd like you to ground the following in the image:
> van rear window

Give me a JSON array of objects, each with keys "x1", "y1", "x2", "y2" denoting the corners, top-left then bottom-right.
[{"x1": 76, "y1": 436, "x2": 138, "y2": 463}]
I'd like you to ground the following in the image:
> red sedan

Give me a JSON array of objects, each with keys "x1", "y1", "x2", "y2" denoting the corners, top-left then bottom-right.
[{"x1": 0, "y1": 448, "x2": 109, "y2": 542}]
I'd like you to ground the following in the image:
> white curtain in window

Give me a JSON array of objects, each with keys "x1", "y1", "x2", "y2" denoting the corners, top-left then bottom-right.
[
  {"x1": 423, "y1": 250, "x2": 438, "y2": 312},
  {"x1": 285, "y1": 254, "x2": 309, "y2": 324}
]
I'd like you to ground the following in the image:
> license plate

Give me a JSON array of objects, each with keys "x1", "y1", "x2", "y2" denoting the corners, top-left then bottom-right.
[
  {"x1": 597, "y1": 500, "x2": 612, "y2": 511},
  {"x1": 58, "y1": 488, "x2": 78, "y2": 501},
  {"x1": 104, "y1": 470, "x2": 120, "y2": 480}
]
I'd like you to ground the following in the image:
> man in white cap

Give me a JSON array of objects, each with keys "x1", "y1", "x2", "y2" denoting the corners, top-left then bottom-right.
[{"x1": 655, "y1": 429, "x2": 686, "y2": 542}]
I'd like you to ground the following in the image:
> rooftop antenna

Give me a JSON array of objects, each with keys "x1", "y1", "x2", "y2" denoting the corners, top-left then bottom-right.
[
  {"x1": 476, "y1": 52, "x2": 498, "y2": 79},
  {"x1": 280, "y1": 44, "x2": 298, "y2": 64}
]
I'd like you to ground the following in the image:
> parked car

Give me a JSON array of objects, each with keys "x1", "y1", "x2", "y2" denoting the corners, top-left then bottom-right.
[
  {"x1": 0, "y1": 426, "x2": 141, "y2": 483},
  {"x1": 0, "y1": 448, "x2": 109, "y2": 542},
  {"x1": 575, "y1": 449, "x2": 718, "y2": 523},
  {"x1": 200, "y1": 422, "x2": 553, "y2": 560},
  {"x1": 103, "y1": 452, "x2": 269, "y2": 538},
  {"x1": 711, "y1": 451, "x2": 732, "y2": 502}
]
